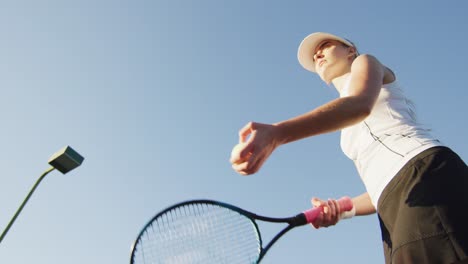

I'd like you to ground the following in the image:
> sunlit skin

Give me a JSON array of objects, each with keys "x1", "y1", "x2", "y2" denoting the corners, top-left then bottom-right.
[
  {"x1": 230, "y1": 38, "x2": 395, "y2": 227},
  {"x1": 313, "y1": 39, "x2": 356, "y2": 85}
]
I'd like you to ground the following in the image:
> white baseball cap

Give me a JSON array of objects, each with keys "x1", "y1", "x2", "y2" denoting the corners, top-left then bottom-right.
[{"x1": 297, "y1": 32, "x2": 355, "y2": 73}]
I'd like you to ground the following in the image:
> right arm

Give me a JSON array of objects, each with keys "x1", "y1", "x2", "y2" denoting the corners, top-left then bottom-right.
[{"x1": 352, "y1": 192, "x2": 376, "y2": 216}]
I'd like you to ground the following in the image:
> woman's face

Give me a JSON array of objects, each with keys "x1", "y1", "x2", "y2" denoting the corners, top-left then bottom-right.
[{"x1": 313, "y1": 40, "x2": 355, "y2": 84}]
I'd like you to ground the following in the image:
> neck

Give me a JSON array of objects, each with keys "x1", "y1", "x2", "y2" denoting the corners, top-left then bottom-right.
[{"x1": 331, "y1": 72, "x2": 351, "y2": 91}]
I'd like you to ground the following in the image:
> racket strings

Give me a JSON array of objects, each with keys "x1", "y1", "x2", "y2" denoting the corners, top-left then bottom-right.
[{"x1": 132, "y1": 203, "x2": 261, "y2": 264}]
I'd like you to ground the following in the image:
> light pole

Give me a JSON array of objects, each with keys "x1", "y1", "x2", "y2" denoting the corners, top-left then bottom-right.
[{"x1": 0, "y1": 146, "x2": 84, "y2": 244}]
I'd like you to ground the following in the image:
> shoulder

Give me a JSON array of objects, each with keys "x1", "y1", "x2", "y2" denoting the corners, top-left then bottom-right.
[
  {"x1": 352, "y1": 54, "x2": 383, "y2": 69},
  {"x1": 351, "y1": 54, "x2": 395, "y2": 83}
]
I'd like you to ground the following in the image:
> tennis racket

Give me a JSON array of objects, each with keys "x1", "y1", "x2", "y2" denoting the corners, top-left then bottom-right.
[{"x1": 130, "y1": 197, "x2": 353, "y2": 264}]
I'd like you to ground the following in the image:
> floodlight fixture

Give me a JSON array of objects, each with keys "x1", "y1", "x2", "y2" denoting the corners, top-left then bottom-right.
[
  {"x1": 48, "y1": 146, "x2": 84, "y2": 174},
  {"x1": 0, "y1": 146, "x2": 84, "y2": 244}
]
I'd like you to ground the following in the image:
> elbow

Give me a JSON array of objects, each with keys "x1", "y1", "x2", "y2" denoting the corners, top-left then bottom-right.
[
  {"x1": 355, "y1": 104, "x2": 372, "y2": 122},
  {"x1": 345, "y1": 96, "x2": 374, "y2": 121},
  {"x1": 361, "y1": 105, "x2": 372, "y2": 117},
  {"x1": 356, "y1": 97, "x2": 374, "y2": 119}
]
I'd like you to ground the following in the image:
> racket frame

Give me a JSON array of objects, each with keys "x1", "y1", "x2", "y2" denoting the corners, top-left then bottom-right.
[{"x1": 130, "y1": 199, "x2": 323, "y2": 263}]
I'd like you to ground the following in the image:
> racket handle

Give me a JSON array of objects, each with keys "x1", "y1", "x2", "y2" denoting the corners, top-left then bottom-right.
[{"x1": 303, "y1": 196, "x2": 354, "y2": 223}]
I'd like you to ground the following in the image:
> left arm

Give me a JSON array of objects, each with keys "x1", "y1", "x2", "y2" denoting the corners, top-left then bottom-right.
[
  {"x1": 231, "y1": 55, "x2": 386, "y2": 175},
  {"x1": 274, "y1": 54, "x2": 385, "y2": 144}
]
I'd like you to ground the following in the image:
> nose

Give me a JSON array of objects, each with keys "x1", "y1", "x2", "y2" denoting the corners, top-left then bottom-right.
[{"x1": 313, "y1": 50, "x2": 324, "y2": 62}]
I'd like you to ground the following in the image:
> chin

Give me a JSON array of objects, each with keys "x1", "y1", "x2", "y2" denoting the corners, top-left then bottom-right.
[{"x1": 319, "y1": 73, "x2": 333, "y2": 84}]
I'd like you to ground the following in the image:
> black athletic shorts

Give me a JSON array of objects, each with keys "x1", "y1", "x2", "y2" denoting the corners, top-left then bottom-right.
[{"x1": 377, "y1": 146, "x2": 468, "y2": 264}]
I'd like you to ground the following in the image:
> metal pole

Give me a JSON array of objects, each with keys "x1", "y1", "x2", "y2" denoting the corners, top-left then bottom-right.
[{"x1": 0, "y1": 167, "x2": 55, "y2": 244}]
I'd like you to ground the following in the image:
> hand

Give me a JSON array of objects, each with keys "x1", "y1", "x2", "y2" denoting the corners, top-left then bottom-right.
[
  {"x1": 310, "y1": 197, "x2": 342, "y2": 229},
  {"x1": 230, "y1": 122, "x2": 281, "y2": 175}
]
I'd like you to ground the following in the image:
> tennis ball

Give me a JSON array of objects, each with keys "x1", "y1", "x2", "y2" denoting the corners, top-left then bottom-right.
[{"x1": 230, "y1": 142, "x2": 251, "y2": 164}]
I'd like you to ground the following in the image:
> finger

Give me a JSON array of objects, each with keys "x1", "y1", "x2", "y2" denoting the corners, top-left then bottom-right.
[
  {"x1": 311, "y1": 197, "x2": 325, "y2": 207},
  {"x1": 236, "y1": 155, "x2": 261, "y2": 175},
  {"x1": 232, "y1": 129, "x2": 256, "y2": 165},
  {"x1": 238, "y1": 122, "x2": 255, "y2": 143},
  {"x1": 322, "y1": 203, "x2": 329, "y2": 214},
  {"x1": 231, "y1": 161, "x2": 249, "y2": 174},
  {"x1": 239, "y1": 137, "x2": 267, "y2": 175},
  {"x1": 233, "y1": 168, "x2": 250, "y2": 176},
  {"x1": 244, "y1": 151, "x2": 264, "y2": 174},
  {"x1": 231, "y1": 148, "x2": 261, "y2": 176},
  {"x1": 328, "y1": 199, "x2": 336, "y2": 217},
  {"x1": 239, "y1": 143, "x2": 254, "y2": 162},
  {"x1": 311, "y1": 211, "x2": 324, "y2": 229},
  {"x1": 334, "y1": 198, "x2": 341, "y2": 213},
  {"x1": 231, "y1": 158, "x2": 258, "y2": 176},
  {"x1": 331, "y1": 201, "x2": 340, "y2": 223},
  {"x1": 238, "y1": 171, "x2": 249, "y2": 176},
  {"x1": 333, "y1": 199, "x2": 341, "y2": 217},
  {"x1": 327, "y1": 200, "x2": 341, "y2": 225}
]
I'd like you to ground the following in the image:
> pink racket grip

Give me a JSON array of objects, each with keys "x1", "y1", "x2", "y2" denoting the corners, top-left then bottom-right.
[{"x1": 303, "y1": 196, "x2": 354, "y2": 223}]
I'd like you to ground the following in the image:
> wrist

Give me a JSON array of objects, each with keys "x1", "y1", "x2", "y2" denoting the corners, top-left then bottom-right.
[
  {"x1": 272, "y1": 122, "x2": 290, "y2": 145},
  {"x1": 340, "y1": 205, "x2": 356, "y2": 220}
]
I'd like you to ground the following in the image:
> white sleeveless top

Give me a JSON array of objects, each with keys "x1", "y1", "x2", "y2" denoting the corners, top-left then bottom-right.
[{"x1": 339, "y1": 78, "x2": 442, "y2": 208}]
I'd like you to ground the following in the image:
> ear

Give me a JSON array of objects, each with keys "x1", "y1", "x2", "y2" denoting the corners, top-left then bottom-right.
[{"x1": 347, "y1": 46, "x2": 358, "y2": 59}]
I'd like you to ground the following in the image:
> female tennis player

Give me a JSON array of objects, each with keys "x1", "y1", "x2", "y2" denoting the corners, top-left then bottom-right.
[{"x1": 230, "y1": 32, "x2": 468, "y2": 263}]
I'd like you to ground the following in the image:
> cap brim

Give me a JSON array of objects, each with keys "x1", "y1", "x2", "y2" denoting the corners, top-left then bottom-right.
[{"x1": 297, "y1": 32, "x2": 353, "y2": 73}]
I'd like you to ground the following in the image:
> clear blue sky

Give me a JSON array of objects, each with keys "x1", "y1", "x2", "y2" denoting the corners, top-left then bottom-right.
[{"x1": 0, "y1": 1, "x2": 466, "y2": 263}]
